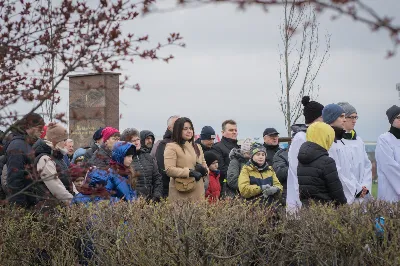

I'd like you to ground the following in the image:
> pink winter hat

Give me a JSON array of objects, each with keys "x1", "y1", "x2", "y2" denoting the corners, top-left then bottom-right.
[{"x1": 101, "y1": 127, "x2": 120, "y2": 142}]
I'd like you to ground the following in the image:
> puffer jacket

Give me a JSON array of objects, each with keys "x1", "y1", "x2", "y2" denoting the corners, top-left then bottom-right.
[
  {"x1": 238, "y1": 162, "x2": 283, "y2": 200},
  {"x1": 72, "y1": 170, "x2": 118, "y2": 205},
  {"x1": 297, "y1": 141, "x2": 347, "y2": 205},
  {"x1": 132, "y1": 148, "x2": 162, "y2": 200},
  {"x1": 272, "y1": 149, "x2": 289, "y2": 201},
  {"x1": 226, "y1": 148, "x2": 248, "y2": 195},
  {"x1": 105, "y1": 142, "x2": 137, "y2": 201}
]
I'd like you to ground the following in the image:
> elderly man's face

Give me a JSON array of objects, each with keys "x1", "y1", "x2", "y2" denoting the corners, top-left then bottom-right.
[{"x1": 65, "y1": 140, "x2": 74, "y2": 155}]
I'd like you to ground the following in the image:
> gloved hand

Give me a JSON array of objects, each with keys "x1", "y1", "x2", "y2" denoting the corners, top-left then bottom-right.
[
  {"x1": 189, "y1": 170, "x2": 203, "y2": 182},
  {"x1": 195, "y1": 163, "x2": 208, "y2": 176},
  {"x1": 261, "y1": 185, "x2": 280, "y2": 196}
]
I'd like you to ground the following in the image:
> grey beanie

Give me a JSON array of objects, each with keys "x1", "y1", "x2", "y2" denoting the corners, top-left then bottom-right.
[
  {"x1": 386, "y1": 105, "x2": 400, "y2": 124},
  {"x1": 322, "y1": 104, "x2": 345, "y2": 125},
  {"x1": 337, "y1": 102, "x2": 357, "y2": 117}
]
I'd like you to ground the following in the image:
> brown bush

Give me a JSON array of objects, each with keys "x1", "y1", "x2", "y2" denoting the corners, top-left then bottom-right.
[{"x1": 0, "y1": 199, "x2": 399, "y2": 265}]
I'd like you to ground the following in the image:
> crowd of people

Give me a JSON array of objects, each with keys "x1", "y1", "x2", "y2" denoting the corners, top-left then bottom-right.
[{"x1": 0, "y1": 95, "x2": 399, "y2": 211}]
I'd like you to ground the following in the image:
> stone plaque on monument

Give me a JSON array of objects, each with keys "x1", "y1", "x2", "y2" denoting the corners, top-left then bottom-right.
[{"x1": 68, "y1": 72, "x2": 120, "y2": 149}]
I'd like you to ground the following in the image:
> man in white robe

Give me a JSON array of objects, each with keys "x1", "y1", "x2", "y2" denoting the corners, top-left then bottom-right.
[{"x1": 376, "y1": 105, "x2": 400, "y2": 202}]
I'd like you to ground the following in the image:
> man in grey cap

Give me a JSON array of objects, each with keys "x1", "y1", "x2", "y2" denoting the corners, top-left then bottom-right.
[
  {"x1": 262, "y1": 127, "x2": 281, "y2": 166},
  {"x1": 337, "y1": 102, "x2": 372, "y2": 204}
]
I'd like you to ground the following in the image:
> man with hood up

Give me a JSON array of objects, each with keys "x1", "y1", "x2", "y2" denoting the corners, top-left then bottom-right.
[
  {"x1": 286, "y1": 96, "x2": 324, "y2": 213},
  {"x1": 140, "y1": 130, "x2": 155, "y2": 153},
  {"x1": 297, "y1": 122, "x2": 347, "y2": 206}
]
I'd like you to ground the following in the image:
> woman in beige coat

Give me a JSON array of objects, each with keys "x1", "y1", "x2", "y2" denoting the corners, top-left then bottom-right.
[{"x1": 164, "y1": 117, "x2": 208, "y2": 202}]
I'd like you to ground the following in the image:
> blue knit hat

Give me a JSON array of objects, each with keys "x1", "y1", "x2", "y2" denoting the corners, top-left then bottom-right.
[{"x1": 322, "y1": 104, "x2": 345, "y2": 125}]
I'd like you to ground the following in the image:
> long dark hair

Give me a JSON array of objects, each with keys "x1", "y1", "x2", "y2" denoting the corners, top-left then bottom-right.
[{"x1": 172, "y1": 117, "x2": 200, "y2": 157}]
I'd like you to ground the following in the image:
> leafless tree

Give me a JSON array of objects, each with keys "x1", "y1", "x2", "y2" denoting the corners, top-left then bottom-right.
[{"x1": 278, "y1": 0, "x2": 330, "y2": 137}]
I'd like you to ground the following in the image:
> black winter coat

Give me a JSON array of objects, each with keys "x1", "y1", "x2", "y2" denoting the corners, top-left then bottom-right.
[
  {"x1": 6, "y1": 132, "x2": 37, "y2": 207},
  {"x1": 195, "y1": 138, "x2": 211, "y2": 152},
  {"x1": 211, "y1": 137, "x2": 239, "y2": 188},
  {"x1": 153, "y1": 129, "x2": 173, "y2": 198},
  {"x1": 272, "y1": 149, "x2": 288, "y2": 201},
  {"x1": 297, "y1": 142, "x2": 347, "y2": 205},
  {"x1": 263, "y1": 143, "x2": 281, "y2": 166},
  {"x1": 133, "y1": 149, "x2": 162, "y2": 200}
]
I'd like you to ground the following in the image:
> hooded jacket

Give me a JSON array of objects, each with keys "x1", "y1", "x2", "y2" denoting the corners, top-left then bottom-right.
[
  {"x1": 6, "y1": 131, "x2": 37, "y2": 207},
  {"x1": 72, "y1": 170, "x2": 118, "y2": 205},
  {"x1": 272, "y1": 149, "x2": 289, "y2": 201},
  {"x1": 286, "y1": 124, "x2": 308, "y2": 211},
  {"x1": 105, "y1": 142, "x2": 137, "y2": 201},
  {"x1": 297, "y1": 122, "x2": 346, "y2": 205},
  {"x1": 140, "y1": 130, "x2": 155, "y2": 153},
  {"x1": 151, "y1": 129, "x2": 173, "y2": 198},
  {"x1": 226, "y1": 148, "x2": 248, "y2": 193},
  {"x1": 297, "y1": 142, "x2": 347, "y2": 205},
  {"x1": 132, "y1": 148, "x2": 162, "y2": 200},
  {"x1": 238, "y1": 162, "x2": 282, "y2": 199}
]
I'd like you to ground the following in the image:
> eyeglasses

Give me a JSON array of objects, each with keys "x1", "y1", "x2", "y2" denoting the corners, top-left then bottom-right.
[{"x1": 347, "y1": 116, "x2": 359, "y2": 120}]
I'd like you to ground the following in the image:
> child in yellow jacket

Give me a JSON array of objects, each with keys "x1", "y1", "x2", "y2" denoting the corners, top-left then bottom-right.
[{"x1": 238, "y1": 143, "x2": 282, "y2": 200}]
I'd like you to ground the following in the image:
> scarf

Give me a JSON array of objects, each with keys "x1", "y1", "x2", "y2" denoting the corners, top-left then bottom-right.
[
  {"x1": 389, "y1": 126, "x2": 400, "y2": 139},
  {"x1": 332, "y1": 126, "x2": 345, "y2": 141},
  {"x1": 343, "y1": 130, "x2": 357, "y2": 140}
]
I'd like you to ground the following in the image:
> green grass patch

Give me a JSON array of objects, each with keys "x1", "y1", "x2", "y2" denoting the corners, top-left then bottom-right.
[{"x1": 371, "y1": 182, "x2": 378, "y2": 198}]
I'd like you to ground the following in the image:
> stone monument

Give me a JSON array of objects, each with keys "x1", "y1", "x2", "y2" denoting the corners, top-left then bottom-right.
[{"x1": 68, "y1": 72, "x2": 120, "y2": 149}]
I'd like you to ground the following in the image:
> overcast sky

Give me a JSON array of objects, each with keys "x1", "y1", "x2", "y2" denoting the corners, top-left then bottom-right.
[{"x1": 11, "y1": 0, "x2": 400, "y2": 142}]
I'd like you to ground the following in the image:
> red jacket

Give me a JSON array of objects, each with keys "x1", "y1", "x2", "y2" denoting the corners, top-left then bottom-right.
[{"x1": 206, "y1": 170, "x2": 221, "y2": 202}]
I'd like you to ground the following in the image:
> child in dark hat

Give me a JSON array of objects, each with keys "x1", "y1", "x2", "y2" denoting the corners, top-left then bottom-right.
[{"x1": 204, "y1": 151, "x2": 220, "y2": 202}]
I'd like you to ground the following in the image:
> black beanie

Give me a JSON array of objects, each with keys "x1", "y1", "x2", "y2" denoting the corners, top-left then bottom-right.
[
  {"x1": 386, "y1": 105, "x2": 400, "y2": 124},
  {"x1": 93, "y1": 127, "x2": 104, "y2": 141},
  {"x1": 204, "y1": 151, "x2": 218, "y2": 167},
  {"x1": 302, "y1": 96, "x2": 324, "y2": 124}
]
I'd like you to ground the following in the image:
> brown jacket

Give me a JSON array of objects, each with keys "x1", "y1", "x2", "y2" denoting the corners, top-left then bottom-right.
[{"x1": 164, "y1": 141, "x2": 207, "y2": 202}]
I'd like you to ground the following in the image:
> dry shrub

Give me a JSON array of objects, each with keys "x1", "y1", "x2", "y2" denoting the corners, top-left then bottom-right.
[{"x1": 0, "y1": 199, "x2": 399, "y2": 265}]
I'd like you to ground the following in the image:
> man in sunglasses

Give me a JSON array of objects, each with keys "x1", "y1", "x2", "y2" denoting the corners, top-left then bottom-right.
[{"x1": 338, "y1": 102, "x2": 372, "y2": 203}]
